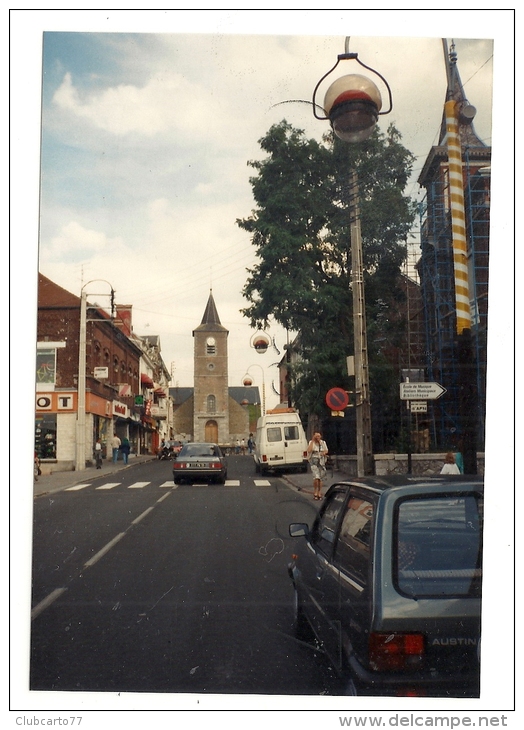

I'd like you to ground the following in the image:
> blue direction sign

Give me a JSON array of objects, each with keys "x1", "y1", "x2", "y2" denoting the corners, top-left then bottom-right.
[{"x1": 400, "y1": 382, "x2": 446, "y2": 400}]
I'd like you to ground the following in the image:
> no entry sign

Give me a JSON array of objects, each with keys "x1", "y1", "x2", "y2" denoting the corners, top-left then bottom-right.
[{"x1": 325, "y1": 387, "x2": 350, "y2": 411}]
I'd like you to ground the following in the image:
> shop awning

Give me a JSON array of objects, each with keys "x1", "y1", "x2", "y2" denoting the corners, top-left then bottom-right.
[
  {"x1": 154, "y1": 388, "x2": 167, "y2": 398},
  {"x1": 141, "y1": 373, "x2": 154, "y2": 387}
]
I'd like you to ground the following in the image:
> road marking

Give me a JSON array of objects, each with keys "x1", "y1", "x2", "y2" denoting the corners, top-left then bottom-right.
[
  {"x1": 128, "y1": 481, "x2": 150, "y2": 489},
  {"x1": 95, "y1": 482, "x2": 121, "y2": 490},
  {"x1": 160, "y1": 481, "x2": 177, "y2": 488},
  {"x1": 31, "y1": 587, "x2": 67, "y2": 621},
  {"x1": 132, "y1": 507, "x2": 154, "y2": 524},
  {"x1": 254, "y1": 480, "x2": 271, "y2": 486},
  {"x1": 225, "y1": 480, "x2": 240, "y2": 486},
  {"x1": 84, "y1": 532, "x2": 126, "y2": 567},
  {"x1": 65, "y1": 484, "x2": 91, "y2": 491}
]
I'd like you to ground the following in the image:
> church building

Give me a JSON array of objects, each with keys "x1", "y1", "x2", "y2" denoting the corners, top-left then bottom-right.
[{"x1": 169, "y1": 292, "x2": 260, "y2": 446}]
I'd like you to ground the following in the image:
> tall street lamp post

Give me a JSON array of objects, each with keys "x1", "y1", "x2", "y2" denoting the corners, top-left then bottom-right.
[
  {"x1": 243, "y1": 363, "x2": 266, "y2": 417},
  {"x1": 312, "y1": 39, "x2": 392, "y2": 476},
  {"x1": 75, "y1": 280, "x2": 115, "y2": 472}
]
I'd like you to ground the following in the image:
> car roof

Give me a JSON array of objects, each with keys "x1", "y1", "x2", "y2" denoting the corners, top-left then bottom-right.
[{"x1": 329, "y1": 474, "x2": 484, "y2": 495}]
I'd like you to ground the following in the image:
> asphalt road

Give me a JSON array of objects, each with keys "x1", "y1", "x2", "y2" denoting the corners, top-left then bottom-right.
[{"x1": 30, "y1": 456, "x2": 341, "y2": 696}]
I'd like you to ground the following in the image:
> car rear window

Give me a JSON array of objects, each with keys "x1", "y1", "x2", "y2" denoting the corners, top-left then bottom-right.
[
  {"x1": 395, "y1": 494, "x2": 483, "y2": 598},
  {"x1": 181, "y1": 444, "x2": 220, "y2": 457}
]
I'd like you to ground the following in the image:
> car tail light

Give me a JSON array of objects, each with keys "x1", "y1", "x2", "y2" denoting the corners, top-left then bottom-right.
[
  {"x1": 369, "y1": 633, "x2": 425, "y2": 672},
  {"x1": 303, "y1": 451, "x2": 308, "y2": 458},
  {"x1": 173, "y1": 462, "x2": 185, "y2": 470},
  {"x1": 262, "y1": 454, "x2": 268, "y2": 462},
  {"x1": 211, "y1": 461, "x2": 222, "y2": 470}
]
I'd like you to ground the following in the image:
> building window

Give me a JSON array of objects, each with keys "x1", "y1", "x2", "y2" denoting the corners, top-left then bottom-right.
[
  {"x1": 35, "y1": 414, "x2": 57, "y2": 460},
  {"x1": 206, "y1": 336, "x2": 216, "y2": 355},
  {"x1": 207, "y1": 395, "x2": 216, "y2": 413},
  {"x1": 36, "y1": 348, "x2": 57, "y2": 387}
]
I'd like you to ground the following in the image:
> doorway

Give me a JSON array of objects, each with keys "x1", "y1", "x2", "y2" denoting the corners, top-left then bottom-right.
[{"x1": 205, "y1": 420, "x2": 218, "y2": 443}]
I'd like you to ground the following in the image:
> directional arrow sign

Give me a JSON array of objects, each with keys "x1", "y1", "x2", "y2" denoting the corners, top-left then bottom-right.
[{"x1": 400, "y1": 382, "x2": 447, "y2": 400}]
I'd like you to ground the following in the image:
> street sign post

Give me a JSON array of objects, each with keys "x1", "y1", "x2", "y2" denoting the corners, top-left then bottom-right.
[{"x1": 400, "y1": 382, "x2": 446, "y2": 401}]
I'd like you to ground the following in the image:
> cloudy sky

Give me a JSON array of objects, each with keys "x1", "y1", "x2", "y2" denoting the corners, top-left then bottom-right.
[
  {"x1": 11, "y1": 7, "x2": 515, "y2": 718},
  {"x1": 14, "y1": 9, "x2": 508, "y2": 411}
]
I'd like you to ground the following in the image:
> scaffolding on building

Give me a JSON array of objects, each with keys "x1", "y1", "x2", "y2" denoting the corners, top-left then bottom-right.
[{"x1": 417, "y1": 152, "x2": 490, "y2": 451}]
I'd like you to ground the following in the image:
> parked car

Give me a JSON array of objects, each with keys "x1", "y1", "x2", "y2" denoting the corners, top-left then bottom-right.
[
  {"x1": 288, "y1": 476, "x2": 483, "y2": 697},
  {"x1": 173, "y1": 442, "x2": 227, "y2": 485}
]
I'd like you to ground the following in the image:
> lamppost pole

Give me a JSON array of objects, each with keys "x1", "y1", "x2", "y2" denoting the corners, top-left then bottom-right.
[
  {"x1": 349, "y1": 170, "x2": 373, "y2": 476},
  {"x1": 75, "y1": 280, "x2": 115, "y2": 472},
  {"x1": 75, "y1": 289, "x2": 87, "y2": 471}
]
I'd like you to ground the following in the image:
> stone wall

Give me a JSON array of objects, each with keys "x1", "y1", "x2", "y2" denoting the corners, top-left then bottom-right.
[{"x1": 330, "y1": 453, "x2": 485, "y2": 477}]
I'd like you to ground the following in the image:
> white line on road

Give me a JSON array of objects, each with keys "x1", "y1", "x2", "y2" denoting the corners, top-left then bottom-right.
[
  {"x1": 159, "y1": 481, "x2": 176, "y2": 488},
  {"x1": 254, "y1": 480, "x2": 272, "y2": 486},
  {"x1": 225, "y1": 480, "x2": 241, "y2": 486},
  {"x1": 31, "y1": 587, "x2": 67, "y2": 620},
  {"x1": 65, "y1": 484, "x2": 91, "y2": 491},
  {"x1": 128, "y1": 481, "x2": 150, "y2": 489},
  {"x1": 131, "y1": 507, "x2": 154, "y2": 524},
  {"x1": 95, "y1": 482, "x2": 121, "y2": 490},
  {"x1": 84, "y1": 532, "x2": 126, "y2": 567}
]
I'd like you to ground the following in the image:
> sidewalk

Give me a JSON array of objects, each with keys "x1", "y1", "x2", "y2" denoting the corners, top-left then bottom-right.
[
  {"x1": 33, "y1": 455, "x2": 156, "y2": 497},
  {"x1": 280, "y1": 464, "x2": 349, "y2": 500}
]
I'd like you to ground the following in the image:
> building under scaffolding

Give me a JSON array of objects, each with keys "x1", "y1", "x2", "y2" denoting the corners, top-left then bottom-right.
[{"x1": 416, "y1": 42, "x2": 490, "y2": 453}]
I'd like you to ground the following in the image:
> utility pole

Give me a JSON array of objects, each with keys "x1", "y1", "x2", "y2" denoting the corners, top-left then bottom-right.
[{"x1": 349, "y1": 170, "x2": 373, "y2": 476}]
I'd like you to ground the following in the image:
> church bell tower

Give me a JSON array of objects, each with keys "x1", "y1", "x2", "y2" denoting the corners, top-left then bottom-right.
[{"x1": 192, "y1": 291, "x2": 229, "y2": 444}]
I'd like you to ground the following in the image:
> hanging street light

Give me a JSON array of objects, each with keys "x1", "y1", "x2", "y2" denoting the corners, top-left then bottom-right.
[{"x1": 312, "y1": 38, "x2": 393, "y2": 143}]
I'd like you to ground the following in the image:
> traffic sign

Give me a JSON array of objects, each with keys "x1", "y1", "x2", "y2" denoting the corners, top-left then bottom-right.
[
  {"x1": 410, "y1": 401, "x2": 428, "y2": 413},
  {"x1": 400, "y1": 382, "x2": 446, "y2": 400},
  {"x1": 326, "y1": 387, "x2": 350, "y2": 411}
]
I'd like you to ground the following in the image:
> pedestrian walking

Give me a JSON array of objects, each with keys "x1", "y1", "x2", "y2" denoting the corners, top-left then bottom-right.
[
  {"x1": 307, "y1": 432, "x2": 328, "y2": 501},
  {"x1": 241, "y1": 438, "x2": 246, "y2": 455},
  {"x1": 111, "y1": 433, "x2": 121, "y2": 463},
  {"x1": 120, "y1": 437, "x2": 131, "y2": 465},
  {"x1": 440, "y1": 452, "x2": 461, "y2": 474},
  {"x1": 247, "y1": 434, "x2": 255, "y2": 454},
  {"x1": 95, "y1": 439, "x2": 103, "y2": 469}
]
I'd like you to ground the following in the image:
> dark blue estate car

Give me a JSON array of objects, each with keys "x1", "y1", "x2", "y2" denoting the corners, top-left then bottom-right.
[{"x1": 289, "y1": 476, "x2": 483, "y2": 697}]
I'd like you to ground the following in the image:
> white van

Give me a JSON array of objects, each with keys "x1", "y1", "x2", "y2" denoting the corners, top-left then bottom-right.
[{"x1": 254, "y1": 406, "x2": 309, "y2": 475}]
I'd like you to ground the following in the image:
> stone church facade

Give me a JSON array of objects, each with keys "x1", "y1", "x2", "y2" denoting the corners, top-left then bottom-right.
[{"x1": 170, "y1": 292, "x2": 258, "y2": 446}]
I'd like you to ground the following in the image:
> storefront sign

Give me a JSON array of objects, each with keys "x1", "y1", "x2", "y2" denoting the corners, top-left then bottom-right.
[
  {"x1": 36, "y1": 393, "x2": 75, "y2": 411},
  {"x1": 112, "y1": 400, "x2": 129, "y2": 419}
]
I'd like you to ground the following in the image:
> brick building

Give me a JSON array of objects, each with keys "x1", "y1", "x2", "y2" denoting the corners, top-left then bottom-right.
[{"x1": 36, "y1": 274, "x2": 144, "y2": 471}]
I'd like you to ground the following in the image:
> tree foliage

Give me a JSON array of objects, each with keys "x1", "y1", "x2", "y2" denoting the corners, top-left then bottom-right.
[{"x1": 238, "y1": 120, "x2": 417, "y2": 425}]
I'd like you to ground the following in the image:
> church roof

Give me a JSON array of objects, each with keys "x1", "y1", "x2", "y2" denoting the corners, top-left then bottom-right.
[
  {"x1": 193, "y1": 291, "x2": 228, "y2": 334},
  {"x1": 418, "y1": 41, "x2": 490, "y2": 187}
]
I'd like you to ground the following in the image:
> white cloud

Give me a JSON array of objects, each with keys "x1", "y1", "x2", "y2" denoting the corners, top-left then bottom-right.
[{"x1": 43, "y1": 220, "x2": 125, "y2": 261}]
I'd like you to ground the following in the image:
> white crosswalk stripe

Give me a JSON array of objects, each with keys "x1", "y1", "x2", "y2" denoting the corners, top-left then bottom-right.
[
  {"x1": 160, "y1": 481, "x2": 176, "y2": 488},
  {"x1": 254, "y1": 480, "x2": 272, "y2": 486},
  {"x1": 95, "y1": 483, "x2": 121, "y2": 490},
  {"x1": 127, "y1": 481, "x2": 150, "y2": 489},
  {"x1": 65, "y1": 484, "x2": 91, "y2": 491},
  {"x1": 225, "y1": 480, "x2": 240, "y2": 486}
]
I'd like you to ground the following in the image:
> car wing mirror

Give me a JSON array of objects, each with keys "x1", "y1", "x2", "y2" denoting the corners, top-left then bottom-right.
[{"x1": 289, "y1": 523, "x2": 309, "y2": 538}]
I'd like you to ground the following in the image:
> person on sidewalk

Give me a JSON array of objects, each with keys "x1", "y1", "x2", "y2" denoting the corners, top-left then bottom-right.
[
  {"x1": 120, "y1": 437, "x2": 131, "y2": 465},
  {"x1": 307, "y1": 432, "x2": 328, "y2": 501},
  {"x1": 95, "y1": 439, "x2": 103, "y2": 469},
  {"x1": 440, "y1": 452, "x2": 461, "y2": 474},
  {"x1": 111, "y1": 433, "x2": 121, "y2": 463}
]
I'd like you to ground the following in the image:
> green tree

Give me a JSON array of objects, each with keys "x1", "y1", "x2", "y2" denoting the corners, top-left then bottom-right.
[{"x1": 238, "y1": 120, "x2": 416, "y2": 440}]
